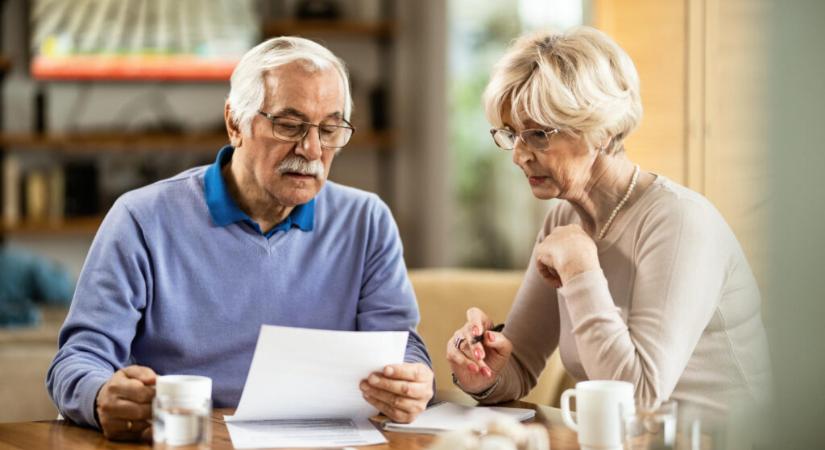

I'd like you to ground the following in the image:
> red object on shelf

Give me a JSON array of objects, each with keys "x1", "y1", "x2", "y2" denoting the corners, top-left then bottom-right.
[{"x1": 31, "y1": 55, "x2": 239, "y2": 81}]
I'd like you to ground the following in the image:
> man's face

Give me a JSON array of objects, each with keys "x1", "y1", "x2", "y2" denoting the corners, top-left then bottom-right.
[{"x1": 230, "y1": 62, "x2": 346, "y2": 207}]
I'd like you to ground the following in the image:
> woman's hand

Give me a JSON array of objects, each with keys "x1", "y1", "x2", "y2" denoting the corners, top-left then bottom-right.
[
  {"x1": 535, "y1": 224, "x2": 600, "y2": 288},
  {"x1": 360, "y1": 363, "x2": 434, "y2": 423},
  {"x1": 446, "y1": 308, "x2": 513, "y2": 395}
]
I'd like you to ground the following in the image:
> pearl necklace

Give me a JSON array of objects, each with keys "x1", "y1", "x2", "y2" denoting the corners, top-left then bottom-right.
[{"x1": 597, "y1": 164, "x2": 640, "y2": 240}]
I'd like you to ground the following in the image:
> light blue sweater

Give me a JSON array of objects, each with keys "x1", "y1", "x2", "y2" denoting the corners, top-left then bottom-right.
[{"x1": 47, "y1": 147, "x2": 431, "y2": 428}]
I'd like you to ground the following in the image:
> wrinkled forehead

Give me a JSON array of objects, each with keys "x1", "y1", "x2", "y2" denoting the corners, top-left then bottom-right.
[{"x1": 261, "y1": 63, "x2": 346, "y2": 115}]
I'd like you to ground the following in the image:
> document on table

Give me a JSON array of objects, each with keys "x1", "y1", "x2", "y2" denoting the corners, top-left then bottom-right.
[
  {"x1": 226, "y1": 418, "x2": 386, "y2": 449},
  {"x1": 224, "y1": 325, "x2": 409, "y2": 448},
  {"x1": 382, "y1": 401, "x2": 536, "y2": 434}
]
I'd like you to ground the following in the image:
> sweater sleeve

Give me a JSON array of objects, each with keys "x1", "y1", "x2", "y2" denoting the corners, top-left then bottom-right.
[
  {"x1": 45, "y1": 198, "x2": 152, "y2": 428},
  {"x1": 478, "y1": 223, "x2": 562, "y2": 404},
  {"x1": 355, "y1": 197, "x2": 432, "y2": 370},
  {"x1": 559, "y1": 198, "x2": 726, "y2": 407}
]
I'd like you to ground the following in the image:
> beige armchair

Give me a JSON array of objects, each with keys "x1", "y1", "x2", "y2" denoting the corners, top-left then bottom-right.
[{"x1": 410, "y1": 268, "x2": 573, "y2": 406}]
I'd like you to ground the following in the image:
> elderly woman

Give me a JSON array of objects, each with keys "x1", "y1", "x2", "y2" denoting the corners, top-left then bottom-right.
[{"x1": 447, "y1": 27, "x2": 771, "y2": 412}]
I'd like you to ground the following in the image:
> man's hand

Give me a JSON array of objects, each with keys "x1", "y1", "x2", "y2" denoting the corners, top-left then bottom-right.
[
  {"x1": 95, "y1": 365, "x2": 157, "y2": 441},
  {"x1": 360, "y1": 363, "x2": 434, "y2": 423}
]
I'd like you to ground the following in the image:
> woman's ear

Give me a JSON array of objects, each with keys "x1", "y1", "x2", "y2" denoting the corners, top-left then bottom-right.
[{"x1": 224, "y1": 102, "x2": 243, "y2": 148}]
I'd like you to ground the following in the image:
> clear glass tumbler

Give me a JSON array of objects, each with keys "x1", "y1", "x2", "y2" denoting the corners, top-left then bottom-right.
[
  {"x1": 153, "y1": 394, "x2": 211, "y2": 449},
  {"x1": 621, "y1": 400, "x2": 678, "y2": 450}
]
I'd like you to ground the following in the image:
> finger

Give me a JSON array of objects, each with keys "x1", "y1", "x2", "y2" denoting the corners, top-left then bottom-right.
[
  {"x1": 382, "y1": 363, "x2": 433, "y2": 382},
  {"x1": 97, "y1": 397, "x2": 152, "y2": 421},
  {"x1": 446, "y1": 343, "x2": 485, "y2": 375},
  {"x1": 121, "y1": 365, "x2": 157, "y2": 385},
  {"x1": 446, "y1": 333, "x2": 481, "y2": 370},
  {"x1": 109, "y1": 380, "x2": 155, "y2": 404},
  {"x1": 366, "y1": 373, "x2": 429, "y2": 399},
  {"x1": 363, "y1": 391, "x2": 414, "y2": 424},
  {"x1": 360, "y1": 382, "x2": 427, "y2": 415},
  {"x1": 99, "y1": 417, "x2": 148, "y2": 441},
  {"x1": 465, "y1": 308, "x2": 493, "y2": 340}
]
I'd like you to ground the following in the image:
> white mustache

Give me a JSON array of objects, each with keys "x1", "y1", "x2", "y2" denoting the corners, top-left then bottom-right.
[{"x1": 278, "y1": 155, "x2": 324, "y2": 179}]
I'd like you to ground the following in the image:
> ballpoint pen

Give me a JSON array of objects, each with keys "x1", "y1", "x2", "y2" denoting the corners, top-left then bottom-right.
[{"x1": 473, "y1": 323, "x2": 505, "y2": 343}]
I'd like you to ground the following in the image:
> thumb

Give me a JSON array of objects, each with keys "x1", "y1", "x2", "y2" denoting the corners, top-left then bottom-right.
[{"x1": 122, "y1": 365, "x2": 158, "y2": 385}]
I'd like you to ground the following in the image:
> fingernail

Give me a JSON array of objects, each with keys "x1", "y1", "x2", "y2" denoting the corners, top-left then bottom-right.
[
  {"x1": 384, "y1": 366, "x2": 394, "y2": 376},
  {"x1": 472, "y1": 326, "x2": 479, "y2": 336},
  {"x1": 484, "y1": 368, "x2": 492, "y2": 377},
  {"x1": 474, "y1": 349, "x2": 481, "y2": 359},
  {"x1": 488, "y1": 331, "x2": 495, "y2": 342},
  {"x1": 369, "y1": 375, "x2": 379, "y2": 385}
]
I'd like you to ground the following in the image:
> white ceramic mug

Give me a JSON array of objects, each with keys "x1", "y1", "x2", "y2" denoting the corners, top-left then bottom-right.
[{"x1": 560, "y1": 380, "x2": 635, "y2": 450}]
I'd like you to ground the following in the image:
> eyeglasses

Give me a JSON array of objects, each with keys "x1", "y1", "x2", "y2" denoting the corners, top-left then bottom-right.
[
  {"x1": 258, "y1": 111, "x2": 355, "y2": 149},
  {"x1": 489, "y1": 127, "x2": 560, "y2": 151}
]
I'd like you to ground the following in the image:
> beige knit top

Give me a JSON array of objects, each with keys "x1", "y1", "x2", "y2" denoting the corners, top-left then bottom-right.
[{"x1": 481, "y1": 176, "x2": 772, "y2": 412}]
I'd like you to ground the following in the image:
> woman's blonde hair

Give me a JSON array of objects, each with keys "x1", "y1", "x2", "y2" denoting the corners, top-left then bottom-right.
[{"x1": 483, "y1": 26, "x2": 642, "y2": 154}]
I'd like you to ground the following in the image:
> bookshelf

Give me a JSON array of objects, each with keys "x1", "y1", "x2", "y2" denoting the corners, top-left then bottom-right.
[
  {"x1": 2, "y1": 1, "x2": 401, "y2": 236},
  {"x1": 1, "y1": 215, "x2": 103, "y2": 236},
  {"x1": 263, "y1": 19, "x2": 395, "y2": 38}
]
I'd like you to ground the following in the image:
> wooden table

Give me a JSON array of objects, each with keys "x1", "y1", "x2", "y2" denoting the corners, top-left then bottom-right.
[{"x1": 0, "y1": 400, "x2": 580, "y2": 450}]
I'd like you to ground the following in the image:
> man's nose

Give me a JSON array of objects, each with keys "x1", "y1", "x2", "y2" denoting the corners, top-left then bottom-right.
[{"x1": 295, "y1": 127, "x2": 323, "y2": 160}]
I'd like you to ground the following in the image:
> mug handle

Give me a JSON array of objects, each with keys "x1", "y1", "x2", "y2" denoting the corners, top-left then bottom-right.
[{"x1": 560, "y1": 388, "x2": 578, "y2": 432}]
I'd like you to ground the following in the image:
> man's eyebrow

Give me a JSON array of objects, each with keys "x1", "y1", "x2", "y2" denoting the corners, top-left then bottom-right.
[
  {"x1": 270, "y1": 108, "x2": 344, "y2": 121},
  {"x1": 272, "y1": 107, "x2": 310, "y2": 121}
]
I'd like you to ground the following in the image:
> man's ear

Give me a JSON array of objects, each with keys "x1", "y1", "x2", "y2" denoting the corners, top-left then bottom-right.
[{"x1": 224, "y1": 102, "x2": 243, "y2": 148}]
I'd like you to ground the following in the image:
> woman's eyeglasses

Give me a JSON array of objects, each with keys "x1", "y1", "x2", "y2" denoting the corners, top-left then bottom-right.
[{"x1": 489, "y1": 127, "x2": 560, "y2": 151}]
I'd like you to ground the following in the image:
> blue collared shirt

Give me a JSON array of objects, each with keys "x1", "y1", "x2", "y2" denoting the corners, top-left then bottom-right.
[{"x1": 204, "y1": 146, "x2": 314, "y2": 238}]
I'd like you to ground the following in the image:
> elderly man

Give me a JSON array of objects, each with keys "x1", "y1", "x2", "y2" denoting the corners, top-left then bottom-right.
[{"x1": 47, "y1": 37, "x2": 434, "y2": 441}]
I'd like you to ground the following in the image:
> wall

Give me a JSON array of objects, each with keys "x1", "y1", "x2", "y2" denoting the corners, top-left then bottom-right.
[{"x1": 593, "y1": 0, "x2": 770, "y2": 294}]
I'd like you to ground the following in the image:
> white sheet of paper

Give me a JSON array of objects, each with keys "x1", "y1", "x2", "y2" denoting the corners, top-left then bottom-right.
[
  {"x1": 226, "y1": 417, "x2": 386, "y2": 448},
  {"x1": 225, "y1": 325, "x2": 408, "y2": 422},
  {"x1": 382, "y1": 401, "x2": 536, "y2": 434}
]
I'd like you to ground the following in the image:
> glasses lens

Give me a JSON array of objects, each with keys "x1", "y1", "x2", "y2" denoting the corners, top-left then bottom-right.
[
  {"x1": 492, "y1": 130, "x2": 516, "y2": 149},
  {"x1": 319, "y1": 123, "x2": 353, "y2": 148},
  {"x1": 271, "y1": 117, "x2": 307, "y2": 141},
  {"x1": 522, "y1": 129, "x2": 551, "y2": 149}
]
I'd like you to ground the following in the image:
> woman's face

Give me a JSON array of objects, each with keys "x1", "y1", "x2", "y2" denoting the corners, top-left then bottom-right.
[{"x1": 502, "y1": 112, "x2": 597, "y2": 201}]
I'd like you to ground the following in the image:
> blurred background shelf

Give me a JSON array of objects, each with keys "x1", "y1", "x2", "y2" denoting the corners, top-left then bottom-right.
[
  {"x1": 263, "y1": 19, "x2": 395, "y2": 38},
  {"x1": 0, "y1": 55, "x2": 10, "y2": 73},
  {"x1": 2, "y1": 215, "x2": 103, "y2": 236}
]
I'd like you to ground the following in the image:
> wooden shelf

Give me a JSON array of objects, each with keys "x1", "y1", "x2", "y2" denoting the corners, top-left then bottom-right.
[
  {"x1": 2, "y1": 215, "x2": 103, "y2": 236},
  {"x1": 0, "y1": 131, "x2": 229, "y2": 153},
  {"x1": 0, "y1": 55, "x2": 10, "y2": 74},
  {"x1": 263, "y1": 19, "x2": 395, "y2": 38},
  {"x1": 31, "y1": 55, "x2": 237, "y2": 81},
  {"x1": 0, "y1": 130, "x2": 394, "y2": 153}
]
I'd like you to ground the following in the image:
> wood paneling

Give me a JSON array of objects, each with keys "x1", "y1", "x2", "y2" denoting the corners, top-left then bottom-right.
[
  {"x1": 593, "y1": 0, "x2": 688, "y2": 184},
  {"x1": 592, "y1": 0, "x2": 770, "y2": 291}
]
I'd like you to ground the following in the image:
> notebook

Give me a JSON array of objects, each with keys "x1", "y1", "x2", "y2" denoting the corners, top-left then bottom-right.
[{"x1": 382, "y1": 401, "x2": 536, "y2": 434}]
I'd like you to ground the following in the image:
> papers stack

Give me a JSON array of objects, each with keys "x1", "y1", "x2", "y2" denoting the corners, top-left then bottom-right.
[
  {"x1": 224, "y1": 325, "x2": 408, "y2": 448},
  {"x1": 383, "y1": 401, "x2": 536, "y2": 434}
]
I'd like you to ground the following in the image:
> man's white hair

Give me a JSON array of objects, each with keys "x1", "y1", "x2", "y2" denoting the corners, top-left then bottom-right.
[{"x1": 227, "y1": 36, "x2": 353, "y2": 135}]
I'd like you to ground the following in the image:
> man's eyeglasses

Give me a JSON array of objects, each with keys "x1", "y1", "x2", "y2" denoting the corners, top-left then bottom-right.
[
  {"x1": 258, "y1": 111, "x2": 355, "y2": 149},
  {"x1": 489, "y1": 127, "x2": 560, "y2": 151}
]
